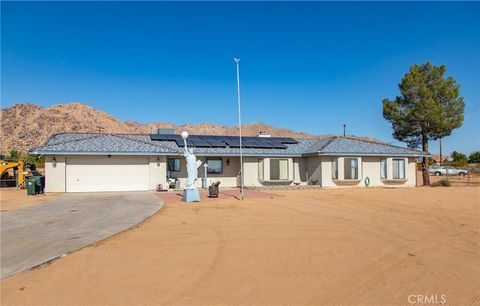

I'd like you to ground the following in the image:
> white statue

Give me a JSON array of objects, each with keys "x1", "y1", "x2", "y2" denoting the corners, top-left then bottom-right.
[
  {"x1": 181, "y1": 132, "x2": 202, "y2": 201},
  {"x1": 184, "y1": 147, "x2": 202, "y2": 189}
]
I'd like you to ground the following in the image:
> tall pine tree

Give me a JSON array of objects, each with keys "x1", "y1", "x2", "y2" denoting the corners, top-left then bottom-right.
[{"x1": 383, "y1": 63, "x2": 464, "y2": 185}]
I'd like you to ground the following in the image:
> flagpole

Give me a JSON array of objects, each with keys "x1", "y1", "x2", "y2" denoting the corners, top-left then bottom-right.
[{"x1": 234, "y1": 58, "x2": 244, "y2": 200}]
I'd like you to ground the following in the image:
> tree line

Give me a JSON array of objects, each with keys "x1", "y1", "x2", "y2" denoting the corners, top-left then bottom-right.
[{"x1": 1, "y1": 150, "x2": 45, "y2": 167}]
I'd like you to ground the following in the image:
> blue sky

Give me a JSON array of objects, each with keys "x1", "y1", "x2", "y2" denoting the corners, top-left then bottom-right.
[{"x1": 2, "y1": 1, "x2": 479, "y2": 154}]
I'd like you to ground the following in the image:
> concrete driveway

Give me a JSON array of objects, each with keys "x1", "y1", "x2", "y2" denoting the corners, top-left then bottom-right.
[{"x1": 1, "y1": 192, "x2": 162, "y2": 279}]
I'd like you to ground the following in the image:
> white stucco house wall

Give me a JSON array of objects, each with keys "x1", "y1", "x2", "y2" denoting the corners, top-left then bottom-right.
[{"x1": 29, "y1": 132, "x2": 427, "y2": 193}]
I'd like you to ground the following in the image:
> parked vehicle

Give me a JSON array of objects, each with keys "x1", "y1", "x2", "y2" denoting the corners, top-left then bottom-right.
[{"x1": 428, "y1": 166, "x2": 468, "y2": 176}]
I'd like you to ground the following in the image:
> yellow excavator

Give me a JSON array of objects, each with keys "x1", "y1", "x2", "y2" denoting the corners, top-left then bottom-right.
[{"x1": 0, "y1": 159, "x2": 40, "y2": 188}]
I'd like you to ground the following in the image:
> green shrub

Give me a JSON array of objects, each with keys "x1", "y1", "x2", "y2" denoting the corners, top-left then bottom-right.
[{"x1": 432, "y1": 179, "x2": 451, "y2": 187}]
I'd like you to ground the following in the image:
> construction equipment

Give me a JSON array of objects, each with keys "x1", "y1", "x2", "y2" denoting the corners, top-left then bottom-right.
[{"x1": 0, "y1": 159, "x2": 41, "y2": 188}]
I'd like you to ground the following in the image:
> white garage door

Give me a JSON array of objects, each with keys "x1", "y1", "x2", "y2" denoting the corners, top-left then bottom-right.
[{"x1": 66, "y1": 156, "x2": 150, "y2": 192}]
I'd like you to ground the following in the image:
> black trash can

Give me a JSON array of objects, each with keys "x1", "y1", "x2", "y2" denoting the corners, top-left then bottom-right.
[
  {"x1": 37, "y1": 176, "x2": 45, "y2": 194},
  {"x1": 33, "y1": 176, "x2": 43, "y2": 194}
]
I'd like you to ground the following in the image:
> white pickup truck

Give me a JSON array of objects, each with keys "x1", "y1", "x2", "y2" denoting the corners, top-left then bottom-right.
[{"x1": 429, "y1": 166, "x2": 468, "y2": 176}]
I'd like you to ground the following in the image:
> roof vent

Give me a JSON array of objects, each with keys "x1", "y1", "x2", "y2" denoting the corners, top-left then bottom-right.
[
  {"x1": 257, "y1": 131, "x2": 271, "y2": 137},
  {"x1": 157, "y1": 128, "x2": 175, "y2": 134}
]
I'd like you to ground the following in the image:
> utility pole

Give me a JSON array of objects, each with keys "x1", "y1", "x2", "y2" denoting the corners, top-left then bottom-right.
[
  {"x1": 439, "y1": 138, "x2": 443, "y2": 166},
  {"x1": 343, "y1": 124, "x2": 346, "y2": 137},
  {"x1": 234, "y1": 58, "x2": 244, "y2": 200}
]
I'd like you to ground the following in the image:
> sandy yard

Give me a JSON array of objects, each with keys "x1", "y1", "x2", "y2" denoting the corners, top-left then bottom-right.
[
  {"x1": 1, "y1": 187, "x2": 479, "y2": 305},
  {"x1": 0, "y1": 188, "x2": 61, "y2": 213}
]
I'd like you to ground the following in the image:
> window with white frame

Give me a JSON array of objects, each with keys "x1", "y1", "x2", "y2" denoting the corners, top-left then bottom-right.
[
  {"x1": 270, "y1": 159, "x2": 288, "y2": 180},
  {"x1": 258, "y1": 159, "x2": 264, "y2": 181},
  {"x1": 392, "y1": 159, "x2": 405, "y2": 179},
  {"x1": 332, "y1": 157, "x2": 338, "y2": 179},
  {"x1": 167, "y1": 158, "x2": 180, "y2": 172},
  {"x1": 344, "y1": 158, "x2": 358, "y2": 180},
  {"x1": 207, "y1": 158, "x2": 223, "y2": 174},
  {"x1": 380, "y1": 158, "x2": 387, "y2": 179}
]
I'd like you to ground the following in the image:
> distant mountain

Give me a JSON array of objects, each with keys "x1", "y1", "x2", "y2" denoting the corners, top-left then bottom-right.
[{"x1": 0, "y1": 102, "x2": 381, "y2": 154}]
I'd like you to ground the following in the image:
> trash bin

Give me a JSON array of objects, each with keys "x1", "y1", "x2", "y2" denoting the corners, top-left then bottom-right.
[
  {"x1": 26, "y1": 178, "x2": 37, "y2": 196},
  {"x1": 37, "y1": 176, "x2": 45, "y2": 194},
  {"x1": 26, "y1": 177, "x2": 44, "y2": 195},
  {"x1": 33, "y1": 176, "x2": 43, "y2": 194}
]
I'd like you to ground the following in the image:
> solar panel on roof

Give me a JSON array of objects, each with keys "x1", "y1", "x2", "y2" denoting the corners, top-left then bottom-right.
[
  {"x1": 150, "y1": 134, "x2": 169, "y2": 141},
  {"x1": 175, "y1": 139, "x2": 186, "y2": 147},
  {"x1": 262, "y1": 141, "x2": 281, "y2": 148},
  {"x1": 225, "y1": 139, "x2": 240, "y2": 147},
  {"x1": 207, "y1": 139, "x2": 226, "y2": 147},
  {"x1": 266, "y1": 137, "x2": 298, "y2": 144},
  {"x1": 259, "y1": 143, "x2": 275, "y2": 148},
  {"x1": 150, "y1": 134, "x2": 294, "y2": 149},
  {"x1": 192, "y1": 139, "x2": 210, "y2": 147},
  {"x1": 248, "y1": 140, "x2": 262, "y2": 146},
  {"x1": 166, "y1": 135, "x2": 182, "y2": 141},
  {"x1": 242, "y1": 143, "x2": 255, "y2": 148}
]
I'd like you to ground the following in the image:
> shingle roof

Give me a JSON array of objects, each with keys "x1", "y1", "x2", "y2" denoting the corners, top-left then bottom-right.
[
  {"x1": 29, "y1": 133, "x2": 179, "y2": 155},
  {"x1": 304, "y1": 136, "x2": 427, "y2": 156},
  {"x1": 189, "y1": 138, "x2": 318, "y2": 157},
  {"x1": 29, "y1": 133, "x2": 428, "y2": 157}
]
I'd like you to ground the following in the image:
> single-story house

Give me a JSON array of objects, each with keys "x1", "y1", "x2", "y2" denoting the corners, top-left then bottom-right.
[{"x1": 29, "y1": 131, "x2": 428, "y2": 193}]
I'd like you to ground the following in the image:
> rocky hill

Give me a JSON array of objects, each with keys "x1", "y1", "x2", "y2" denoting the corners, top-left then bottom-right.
[
  {"x1": 0, "y1": 103, "x2": 315, "y2": 154},
  {"x1": 1, "y1": 102, "x2": 382, "y2": 154}
]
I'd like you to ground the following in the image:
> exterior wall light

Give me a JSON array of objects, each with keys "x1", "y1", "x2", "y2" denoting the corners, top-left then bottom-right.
[
  {"x1": 52, "y1": 156, "x2": 57, "y2": 168},
  {"x1": 226, "y1": 158, "x2": 230, "y2": 166},
  {"x1": 157, "y1": 157, "x2": 161, "y2": 167}
]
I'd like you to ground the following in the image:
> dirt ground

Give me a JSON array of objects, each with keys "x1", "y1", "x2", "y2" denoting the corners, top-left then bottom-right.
[
  {"x1": 1, "y1": 187, "x2": 479, "y2": 305},
  {"x1": 0, "y1": 188, "x2": 61, "y2": 213}
]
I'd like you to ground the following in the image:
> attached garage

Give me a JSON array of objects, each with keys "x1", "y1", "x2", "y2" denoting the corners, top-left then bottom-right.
[{"x1": 66, "y1": 156, "x2": 150, "y2": 192}]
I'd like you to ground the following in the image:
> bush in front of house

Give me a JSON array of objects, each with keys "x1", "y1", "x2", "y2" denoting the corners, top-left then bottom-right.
[{"x1": 432, "y1": 179, "x2": 451, "y2": 187}]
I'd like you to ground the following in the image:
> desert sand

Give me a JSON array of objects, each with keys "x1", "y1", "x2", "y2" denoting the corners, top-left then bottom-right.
[
  {"x1": 0, "y1": 188, "x2": 61, "y2": 213},
  {"x1": 1, "y1": 187, "x2": 479, "y2": 305}
]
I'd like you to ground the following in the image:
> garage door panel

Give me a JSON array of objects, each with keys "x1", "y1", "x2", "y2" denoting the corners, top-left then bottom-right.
[{"x1": 66, "y1": 156, "x2": 149, "y2": 192}]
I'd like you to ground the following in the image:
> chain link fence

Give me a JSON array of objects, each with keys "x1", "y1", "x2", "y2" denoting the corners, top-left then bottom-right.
[{"x1": 416, "y1": 164, "x2": 479, "y2": 187}]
